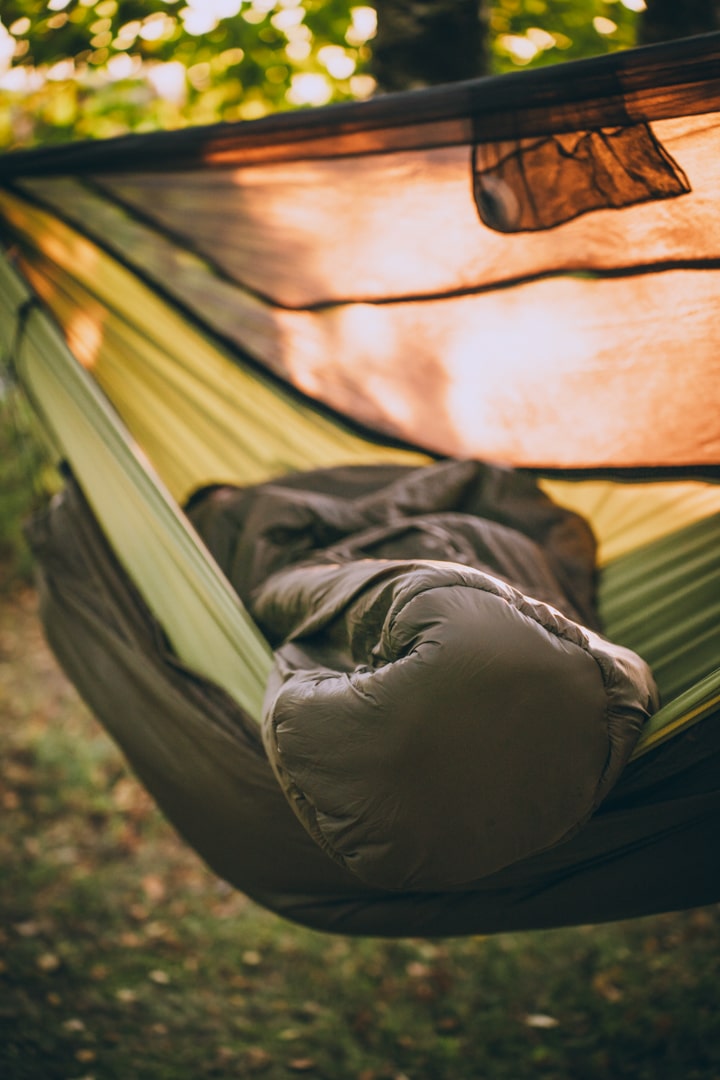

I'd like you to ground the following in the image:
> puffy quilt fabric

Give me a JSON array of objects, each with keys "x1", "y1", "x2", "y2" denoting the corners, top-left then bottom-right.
[{"x1": 189, "y1": 460, "x2": 658, "y2": 891}]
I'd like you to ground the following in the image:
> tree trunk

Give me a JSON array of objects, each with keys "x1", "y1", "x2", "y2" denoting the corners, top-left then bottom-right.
[
  {"x1": 638, "y1": 0, "x2": 720, "y2": 44},
  {"x1": 371, "y1": 0, "x2": 489, "y2": 93}
]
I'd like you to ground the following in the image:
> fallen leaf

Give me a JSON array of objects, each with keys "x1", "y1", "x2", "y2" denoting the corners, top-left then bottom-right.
[
  {"x1": 117, "y1": 824, "x2": 141, "y2": 853},
  {"x1": 15, "y1": 920, "x2": 41, "y2": 937},
  {"x1": 242, "y1": 950, "x2": 262, "y2": 967},
  {"x1": 119, "y1": 932, "x2": 141, "y2": 948},
  {"x1": 279, "y1": 1028, "x2": 302, "y2": 1042},
  {"x1": 592, "y1": 970, "x2": 623, "y2": 1003},
  {"x1": 298, "y1": 1001, "x2": 323, "y2": 1019},
  {"x1": 287, "y1": 1059, "x2": 317, "y2": 1073},
  {"x1": 112, "y1": 777, "x2": 140, "y2": 811},
  {"x1": 149, "y1": 969, "x2": 170, "y2": 985},
  {"x1": 436, "y1": 1016, "x2": 461, "y2": 1034},
  {"x1": 141, "y1": 874, "x2": 166, "y2": 903},
  {"x1": 144, "y1": 920, "x2": 170, "y2": 940},
  {"x1": 63, "y1": 1018, "x2": 86, "y2": 1033},
  {"x1": 524, "y1": 1013, "x2": 559, "y2": 1029},
  {"x1": 37, "y1": 952, "x2": 61, "y2": 972},
  {"x1": 51, "y1": 845, "x2": 79, "y2": 865},
  {"x1": 5, "y1": 762, "x2": 33, "y2": 785},
  {"x1": 245, "y1": 1046, "x2": 272, "y2": 1072},
  {"x1": 690, "y1": 910, "x2": 713, "y2": 931}
]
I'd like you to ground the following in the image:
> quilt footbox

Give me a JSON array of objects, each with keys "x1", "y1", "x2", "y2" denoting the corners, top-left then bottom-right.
[
  {"x1": 189, "y1": 460, "x2": 658, "y2": 893},
  {"x1": 258, "y1": 559, "x2": 657, "y2": 892}
]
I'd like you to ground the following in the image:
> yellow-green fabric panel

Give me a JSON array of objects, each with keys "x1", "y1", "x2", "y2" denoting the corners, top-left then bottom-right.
[
  {"x1": 632, "y1": 679, "x2": 720, "y2": 759},
  {"x1": 0, "y1": 253, "x2": 272, "y2": 720},
  {"x1": 600, "y1": 511, "x2": 720, "y2": 702},
  {"x1": 541, "y1": 478, "x2": 720, "y2": 566},
  {"x1": 600, "y1": 511, "x2": 720, "y2": 756},
  {"x1": 0, "y1": 190, "x2": 428, "y2": 505}
]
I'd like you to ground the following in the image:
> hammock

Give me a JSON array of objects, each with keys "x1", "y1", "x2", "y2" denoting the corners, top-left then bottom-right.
[{"x1": 1, "y1": 31, "x2": 719, "y2": 936}]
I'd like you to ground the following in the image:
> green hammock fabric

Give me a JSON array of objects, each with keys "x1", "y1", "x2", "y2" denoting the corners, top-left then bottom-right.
[
  {"x1": 602, "y1": 513, "x2": 720, "y2": 702},
  {"x1": 0, "y1": 255, "x2": 273, "y2": 720},
  {"x1": 601, "y1": 512, "x2": 720, "y2": 756},
  {"x1": 0, "y1": 189, "x2": 427, "y2": 504}
]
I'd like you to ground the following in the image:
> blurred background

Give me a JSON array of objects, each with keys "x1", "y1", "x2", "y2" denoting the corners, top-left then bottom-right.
[{"x1": 1, "y1": 0, "x2": 717, "y2": 153}]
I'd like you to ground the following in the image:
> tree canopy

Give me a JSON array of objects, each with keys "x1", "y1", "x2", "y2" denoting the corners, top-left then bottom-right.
[{"x1": 0, "y1": 0, "x2": 653, "y2": 150}]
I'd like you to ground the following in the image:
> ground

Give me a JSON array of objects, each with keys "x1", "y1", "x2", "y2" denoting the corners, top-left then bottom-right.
[{"x1": 1, "y1": 584, "x2": 719, "y2": 1080}]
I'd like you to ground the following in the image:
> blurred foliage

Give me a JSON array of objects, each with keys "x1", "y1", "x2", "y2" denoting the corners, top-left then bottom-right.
[
  {"x1": 0, "y1": 0, "x2": 379, "y2": 148},
  {"x1": 0, "y1": 379, "x2": 58, "y2": 589},
  {"x1": 491, "y1": 0, "x2": 640, "y2": 71},
  {"x1": 0, "y1": 0, "x2": 644, "y2": 150}
]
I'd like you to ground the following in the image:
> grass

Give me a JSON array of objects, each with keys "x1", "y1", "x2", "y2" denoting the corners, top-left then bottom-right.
[
  {"x1": 0, "y1": 407, "x2": 719, "y2": 1079},
  {"x1": 0, "y1": 384, "x2": 59, "y2": 592}
]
